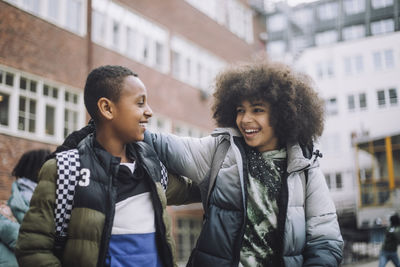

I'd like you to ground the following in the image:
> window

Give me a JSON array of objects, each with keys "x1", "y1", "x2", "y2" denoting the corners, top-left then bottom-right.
[
  {"x1": 372, "y1": 0, "x2": 393, "y2": 9},
  {"x1": 47, "y1": 0, "x2": 59, "y2": 21},
  {"x1": 348, "y1": 93, "x2": 368, "y2": 111},
  {"x1": 344, "y1": 0, "x2": 365, "y2": 14},
  {"x1": 268, "y1": 14, "x2": 286, "y2": 32},
  {"x1": 23, "y1": 0, "x2": 41, "y2": 14},
  {"x1": 126, "y1": 27, "x2": 136, "y2": 58},
  {"x1": 92, "y1": 10, "x2": 106, "y2": 43},
  {"x1": 315, "y1": 31, "x2": 337, "y2": 46},
  {"x1": 354, "y1": 55, "x2": 363, "y2": 74},
  {"x1": 172, "y1": 51, "x2": 181, "y2": 78},
  {"x1": 197, "y1": 63, "x2": 203, "y2": 88},
  {"x1": 336, "y1": 173, "x2": 343, "y2": 189},
  {"x1": 66, "y1": 0, "x2": 82, "y2": 33},
  {"x1": 373, "y1": 50, "x2": 395, "y2": 70},
  {"x1": 45, "y1": 105, "x2": 55, "y2": 136},
  {"x1": 325, "y1": 173, "x2": 343, "y2": 190},
  {"x1": 315, "y1": 61, "x2": 334, "y2": 79},
  {"x1": 348, "y1": 95, "x2": 355, "y2": 110},
  {"x1": 0, "y1": 92, "x2": 10, "y2": 126},
  {"x1": 325, "y1": 97, "x2": 338, "y2": 116},
  {"x1": 92, "y1": 1, "x2": 170, "y2": 71},
  {"x1": 64, "y1": 91, "x2": 80, "y2": 138},
  {"x1": 293, "y1": 8, "x2": 313, "y2": 26},
  {"x1": 384, "y1": 50, "x2": 394, "y2": 69},
  {"x1": 185, "y1": 0, "x2": 254, "y2": 43},
  {"x1": 0, "y1": 66, "x2": 84, "y2": 142},
  {"x1": 342, "y1": 25, "x2": 365, "y2": 41},
  {"x1": 155, "y1": 42, "x2": 164, "y2": 67},
  {"x1": 377, "y1": 90, "x2": 386, "y2": 107},
  {"x1": 389, "y1": 88, "x2": 398, "y2": 105},
  {"x1": 5, "y1": 0, "x2": 86, "y2": 35},
  {"x1": 170, "y1": 36, "x2": 225, "y2": 90},
  {"x1": 359, "y1": 93, "x2": 367, "y2": 109},
  {"x1": 175, "y1": 217, "x2": 202, "y2": 263},
  {"x1": 371, "y1": 19, "x2": 394, "y2": 35},
  {"x1": 0, "y1": 70, "x2": 14, "y2": 87},
  {"x1": 112, "y1": 20, "x2": 120, "y2": 48},
  {"x1": 317, "y1": 2, "x2": 338, "y2": 20},
  {"x1": 43, "y1": 84, "x2": 58, "y2": 136},
  {"x1": 18, "y1": 96, "x2": 36, "y2": 133}
]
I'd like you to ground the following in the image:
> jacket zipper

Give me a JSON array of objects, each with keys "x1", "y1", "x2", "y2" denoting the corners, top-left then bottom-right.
[{"x1": 97, "y1": 160, "x2": 119, "y2": 267}]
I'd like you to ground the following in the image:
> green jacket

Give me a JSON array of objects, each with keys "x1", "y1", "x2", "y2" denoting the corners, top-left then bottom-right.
[{"x1": 16, "y1": 136, "x2": 199, "y2": 267}]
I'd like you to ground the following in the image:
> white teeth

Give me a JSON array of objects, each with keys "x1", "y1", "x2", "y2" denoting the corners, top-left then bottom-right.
[
  {"x1": 244, "y1": 129, "x2": 258, "y2": 133},
  {"x1": 139, "y1": 123, "x2": 147, "y2": 127}
]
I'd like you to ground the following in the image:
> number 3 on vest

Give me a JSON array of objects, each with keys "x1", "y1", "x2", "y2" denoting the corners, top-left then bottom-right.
[{"x1": 79, "y1": 168, "x2": 91, "y2": 186}]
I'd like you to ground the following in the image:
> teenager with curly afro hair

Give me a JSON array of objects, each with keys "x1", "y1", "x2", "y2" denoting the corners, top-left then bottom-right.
[
  {"x1": 59, "y1": 61, "x2": 343, "y2": 267},
  {"x1": 212, "y1": 61, "x2": 325, "y2": 148}
]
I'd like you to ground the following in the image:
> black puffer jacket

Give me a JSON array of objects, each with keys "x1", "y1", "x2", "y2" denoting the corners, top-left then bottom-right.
[{"x1": 16, "y1": 134, "x2": 188, "y2": 267}]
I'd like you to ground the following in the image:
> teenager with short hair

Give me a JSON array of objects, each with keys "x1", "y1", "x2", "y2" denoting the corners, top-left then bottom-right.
[{"x1": 16, "y1": 65, "x2": 199, "y2": 267}]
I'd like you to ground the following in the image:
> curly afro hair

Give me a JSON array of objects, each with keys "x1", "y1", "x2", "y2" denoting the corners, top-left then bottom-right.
[{"x1": 212, "y1": 61, "x2": 324, "y2": 147}]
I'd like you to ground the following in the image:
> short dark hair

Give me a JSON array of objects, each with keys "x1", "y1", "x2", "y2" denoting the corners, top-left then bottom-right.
[
  {"x1": 84, "y1": 65, "x2": 137, "y2": 122},
  {"x1": 212, "y1": 61, "x2": 324, "y2": 147},
  {"x1": 12, "y1": 149, "x2": 51, "y2": 183},
  {"x1": 390, "y1": 214, "x2": 400, "y2": 226}
]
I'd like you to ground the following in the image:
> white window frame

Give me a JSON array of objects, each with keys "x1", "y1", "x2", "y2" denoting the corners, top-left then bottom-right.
[
  {"x1": 91, "y1": 0, "x2": 170, "y2": 73},
  {"x1": 342, "y1": 25, "x2": 365, "y2": 41},
  {"x1": 344, "y1": 0, "x2": 365, "y2": 15},
  {"x1": 371, "y1": 19, "x2": 395, "y2": 35},
  {"x1": 0, "y1": 65, "x2": 85, "y2": 144},
  {"x1": 371, "y1": 0, "x2": 393, "y2": 9},
  {"x1": 317, "y1": 2, "x2": 338, "y2": 20},
  {"x1": 4, "y1": 0, "x2": 87, "y2": 36}
]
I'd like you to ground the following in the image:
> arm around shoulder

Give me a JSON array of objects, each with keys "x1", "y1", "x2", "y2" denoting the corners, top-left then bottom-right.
[
  {"x1": 166, "y1": 173, "x2": 201, "y2": 206},
  {"x1": 303, "y1": 166, "x2": 344, "y2": 267},
  {"x1": 15, "y1": 159, "x2": 62, "y2": 267}
]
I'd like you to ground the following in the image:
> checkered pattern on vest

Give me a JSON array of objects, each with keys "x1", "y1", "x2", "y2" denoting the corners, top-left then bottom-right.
[
  {"x1": 160, "y1": 161, "x2": 168, "y2": 191},
  {"x1": 54, "y1": 149, "x2": 80, "y2": 249}
]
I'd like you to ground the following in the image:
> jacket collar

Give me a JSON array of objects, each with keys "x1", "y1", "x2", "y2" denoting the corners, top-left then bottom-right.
[
  {"x1": 286, "y1": 143, "x2": 321, "y2": 173},
  {"x1": 210, "y1": 127, "x2": 321, "y2": 174}
]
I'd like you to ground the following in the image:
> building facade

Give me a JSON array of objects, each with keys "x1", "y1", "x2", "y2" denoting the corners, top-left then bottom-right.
[
  {"x1": 0, "y1": 0, "x2": 266, "y2": 264},
  {"x1": 265, "y1": 0, "x2": 400, "y2": 62},
  {"x1": 264, "y1": 0, "x2": 400, "y2": 229}
]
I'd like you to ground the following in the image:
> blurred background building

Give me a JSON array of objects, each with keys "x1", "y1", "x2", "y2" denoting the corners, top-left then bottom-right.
[
  {"x1": 263, "y1": 0, "x2": 400, "y2": 263},
  {"x1": 0, "y1": 0, "x2": 266, "y2": 265}
]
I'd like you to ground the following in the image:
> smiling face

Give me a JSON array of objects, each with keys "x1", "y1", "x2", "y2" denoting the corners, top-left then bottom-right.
[
  {"x1": 111, "y1": 75, "x2": 152, "y2": 143},
  {"x1": 236, "y1": 100, "x2": 278, "y2": 152}
]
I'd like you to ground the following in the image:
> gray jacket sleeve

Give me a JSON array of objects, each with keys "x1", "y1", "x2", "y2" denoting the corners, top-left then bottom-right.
[
  {"x1": 303, "y1": 166, "x2": 344, "y2": 266},
  {"x1": 144, "y1": 131, "x2": 219, "y2": 185}
]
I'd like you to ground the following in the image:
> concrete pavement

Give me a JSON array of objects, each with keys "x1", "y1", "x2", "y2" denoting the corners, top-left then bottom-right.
[{"x1": 344, "y1": 258, "x2": 395, "y2": 267}]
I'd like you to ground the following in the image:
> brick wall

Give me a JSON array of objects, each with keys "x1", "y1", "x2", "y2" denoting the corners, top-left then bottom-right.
[
  {"x1": 0, "y1": 1, "x2": 89, "y2": 88},
  {"x1": 0, "y1": 134, "x2": 55, "y2": 200}
]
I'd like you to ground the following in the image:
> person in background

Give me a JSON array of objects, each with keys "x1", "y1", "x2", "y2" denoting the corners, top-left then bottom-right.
[
  {"x1": 0, "y1": 149, "x2": 50, "y2": 267},
  {"x1": 379, "y1": 213, "x2": 400, "y2": 267}
]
